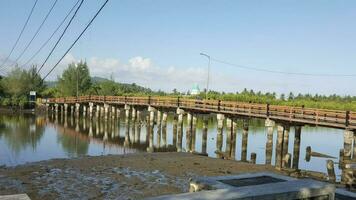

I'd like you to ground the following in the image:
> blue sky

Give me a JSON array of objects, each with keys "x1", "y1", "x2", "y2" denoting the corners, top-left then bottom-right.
[{"x1": 0, "y1": 0, "x2": 356, "y2": 95}]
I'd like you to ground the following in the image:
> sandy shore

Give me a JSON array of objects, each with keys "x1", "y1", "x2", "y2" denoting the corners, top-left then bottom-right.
[{"x1": 0, "y1": 152, "x2": 278, "y2": 200}]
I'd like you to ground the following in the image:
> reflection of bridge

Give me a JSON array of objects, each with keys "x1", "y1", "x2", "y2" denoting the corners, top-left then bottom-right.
[
  {"x1": 45, "y1": 95, "x2": 356, "y2": 187},
  {"x1": 46, "y1": 95, "x2": 355, "y2": 129}
]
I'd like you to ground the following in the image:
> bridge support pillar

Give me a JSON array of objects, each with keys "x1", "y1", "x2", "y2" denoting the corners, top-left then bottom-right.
[
  {"x1": 176, "y1": 108, "x2": 184, "y2": 152},
  {"x1": 162, "y1": 112, "x2": 168, "y2": 147},
  {"x1": 95, "y1": 104, "x2": 100, "y2": 118},
  {"x1": 172, "y1": 115, "x2": 178, "y2": 147},
  {"x1": 202, "y1": 116, "x2": 208, "y2": 156},
  {"x1": 275, "y1": 125, "x2": 284, "y2": 170},
  {"x1": 111, "y1": 106, "x2": 116, "y2": 119},
  {"x1": 116, "y1": 108, "x2": 121, "y2": 119},
  {"x1": 292, "y1": 126, "x2": 302, "y2": 169},
  {"x1": 82, "y1": 105, "x2": 86, "y2": 117},
  {"x1": 226, "y1": 118, "x2": 233, "y2": 157},
  {"x1": 265, "y1": 119, "x2": 275, "y2": 165},
  {"x1": 64, "y1": 103, "x2": 68, "y2": 115},
  {"x1": 132, "y1": 107, "x2": 136, "y2": 121},
  {"x1": 186, "y1": 113, "x2": 192, "y2": 152},
  {"x1": 54, "y1": 104, "x2": 59, "y2": 113},
  {"x1": 89, "y1": 102, "x2": 94, "y2": 118},
  {"x1": 241, "y1": 120, "x2": 248, "y2": 162},
  {"x1": 344, "y1": 129, "x2": 353, "y2": 161},
  {"x1": 231, "y1": 120, "x2": 237, "y2": 159},
  {"x1": 70, "y1": 105, "x2": 74, "y2": 116},
  {"x1": 191, "y1": 115, "x2": 197, "y2": 152},
  {"x1": 157, "y1": 110, "x2": 161, "y2": 127},
  {"x1": 216, "y1": 114, "x2": 225, "y2": 157},
  {"x1": 104, "y1": 103, "x2": 109, "y2": 120},
  {"x1": 282, "y1": 125, "x2": 290, "y2": 159},
  {"x1": 75, "y1": 103, "x2": 80, "y2": 117},
  {"x1": 147, "y1": 107, "x2": 156, "y2": 153}
]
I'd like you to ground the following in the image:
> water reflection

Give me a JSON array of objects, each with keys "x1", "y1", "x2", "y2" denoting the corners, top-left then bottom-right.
[{"x1": 0, "y1": 110, "x2": 345, "y2": 182}]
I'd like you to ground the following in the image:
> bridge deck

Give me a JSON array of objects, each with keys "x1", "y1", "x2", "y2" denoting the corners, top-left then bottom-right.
[{"x1": 46, "y1": 95, "x2": 356, "y2": 130}]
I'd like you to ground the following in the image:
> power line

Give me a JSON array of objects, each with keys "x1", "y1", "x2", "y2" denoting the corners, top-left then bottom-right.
[
  {"x1": 21, "y1": 0, "x2": 81, "y2": 69},
  {"x1": 42, "y1": 0, "x2": 109, "y2": 81},
  {"x1": 11, "y1": 0, "x2": 59, "y2": 67},
  {"x1": 0, "y1": 0, "x2": 39, "y2": 73},
  {"x1": 37, "y1": 0, "x2": 85, "y2": 74},
  {"x1": 211, "y1": 57, "x2": 356, "y2": 77}
]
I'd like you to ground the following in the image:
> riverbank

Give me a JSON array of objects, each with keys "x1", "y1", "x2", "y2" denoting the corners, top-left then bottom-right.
[{"x1": 0, "y1": 152, "x2": 278, "y2": 200}]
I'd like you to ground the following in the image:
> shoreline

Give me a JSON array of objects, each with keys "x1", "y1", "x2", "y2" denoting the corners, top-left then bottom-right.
[{"x1": 0, "y1": 152, "x2": 278, "y2": 200}]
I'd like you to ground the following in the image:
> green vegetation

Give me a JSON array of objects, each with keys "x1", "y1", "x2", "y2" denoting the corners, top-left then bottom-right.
[
  {"x1": 0, "y1": 66, "x2": 44, "y2": 108},
  {"x1": 1, "y1": 62, "x2": 356, "y2": 111}
]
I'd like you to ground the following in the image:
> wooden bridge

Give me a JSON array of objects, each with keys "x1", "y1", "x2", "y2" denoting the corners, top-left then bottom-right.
[{"x1": 46, "y1": 95, "x2": 356, "y2": 130}]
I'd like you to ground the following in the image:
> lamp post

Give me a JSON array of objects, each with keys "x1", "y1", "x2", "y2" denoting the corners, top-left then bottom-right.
[{"x1": 200, "y1": 53, "x2": 210, "y2": 99}]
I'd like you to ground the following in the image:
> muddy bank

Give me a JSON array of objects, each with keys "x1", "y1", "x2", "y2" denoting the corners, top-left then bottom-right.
[{"x1": 0, "y1": 152, "x2": 278, "y2": 200}]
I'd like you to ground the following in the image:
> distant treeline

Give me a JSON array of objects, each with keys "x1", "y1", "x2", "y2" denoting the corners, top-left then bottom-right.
[{"x1": 0, "y1": 61, "x2": 355, "y2": 111}]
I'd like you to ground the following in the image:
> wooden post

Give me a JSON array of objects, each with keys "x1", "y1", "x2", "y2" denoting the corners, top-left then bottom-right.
[
  {"x1": 292, "y1": 126, "x2": 302, "y2": 169},
  {"x1": 216, "y1": 114, "x2": 224, "y2": 158},
  {"x1": 326, "y1": 160, "x2": 336, "y2": 183}
]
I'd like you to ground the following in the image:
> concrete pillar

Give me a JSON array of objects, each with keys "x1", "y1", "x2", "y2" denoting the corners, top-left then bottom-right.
[
  {"x1": 282, "y1": 125, "x2": 290, "y2": 158},
  {"x1": 191, "y1": 115, "x2": 197, "y2": 152},
  {"x1": 177, "y1": 113, "x2": 184, "y2": 152},
  {"x1": 75, "y1": 103, "x2": 80, "y2": 117},
  {"x1": 147, "y1": 106, "x2": 156, "y2": 152},
  {"x1": 134, "y1": 111, "x2": 141, "y2": 144},
  {"x1": 64, "y1": 103, "x2": 68, "y2": 115},
  {"x1": 241, "y1": 120, "x2": 249, "y2": 162},
  {"x1": 82, "y1": 105, "x2": 87, "y2": 117},
  {"x1": 157, "y1": 110, "x2": 161, "y2": 126},
  {"x1": 226, "y1": 118, "x2": 233, "y2": 157},
  {"x1": 104, "y1": 103, "x2": 109, "y2": 121},
  {"x1": 231, "y1": 120, "x2": 237, "y2": 159},
  {"x1": 275, "y1": 125, "x2": 284, "y2": 170},
  {"x1": 202, "y1": 116, "x2": 208, "y2": 155},
  {"x1": 216, "y1": 114, "x2": 225, "y2": 157},
  {"x1": 70, "y1": 105, "x2": 74, "y2": 116},
  {"x1": 116, "y1": 108, "x2": 121, "y2": 119},
  {"x1": 96, "y1": 105, "x2": 100, "y2": 118},
  {"x1": 111, "y1": 106, "x2": 116, "y2": 119},
  {"x1": 162, "y1": 112, "x2": 168, "y2": 147},
  {"x1": 186, "y1": 113, "x2": 193, "y2": 152},
  {"x1": 265, "y1": 119, "x2": 275, "y2": 165},
  {"x1": 173, "y1": 115, "x2": 178, "y2": 147},
  {"x1": 125, "y1": 105, "x2": 131, "y2": 120},
  {"x1": 89, "y1": 102, "x2": 94, "y2": 119},
  {"x1": 54, "y1": 104, "x2": 59, "y2": 113},
  {"x1": 292, "y1": 126, "x2": 302, "y2": 169},
  {"x1": 132, "y1": 107, "x2": 136, "y2": 121},
  {"x1": 344, "y1": 129, "x2": 353, "y2": 160}
]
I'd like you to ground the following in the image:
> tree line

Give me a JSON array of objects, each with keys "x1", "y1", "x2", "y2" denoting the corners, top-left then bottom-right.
[{"x1": 0, "y1": 61, "x2": 356, "y2": 111}]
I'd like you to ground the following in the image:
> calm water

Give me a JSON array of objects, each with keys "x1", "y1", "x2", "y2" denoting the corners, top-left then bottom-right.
[{"x1": 0, "y1": 112, "x2": 344, "y2": 178}]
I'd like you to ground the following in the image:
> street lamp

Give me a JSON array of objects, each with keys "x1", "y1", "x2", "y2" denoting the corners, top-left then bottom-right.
[{"x1": 200, "y1": 53, "x2": 211, "y2": 99}]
